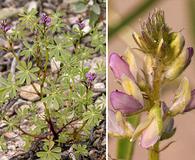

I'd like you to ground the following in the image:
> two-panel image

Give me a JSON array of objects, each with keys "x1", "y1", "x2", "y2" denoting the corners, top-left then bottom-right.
[{"x1": 0, "y1": 0, "x2": 195, "y2": 160}]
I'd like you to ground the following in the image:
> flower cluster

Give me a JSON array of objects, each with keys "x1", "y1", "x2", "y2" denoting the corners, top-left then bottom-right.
[
  {"x1": 109, "y1": 9, "x2": 195, "y2": 149},
  {"x1": 76, "y1": 20, "x2": 85, "y2": 30},
  {"x1": 39, "y1": 13, "x2": 51, "y2": 26},
  {"x1": 86, "y1": 72, "x2": 97, "y2": 83},
  {"x1": 0, "y1": 20, "x2": 11, "y2": 33}
]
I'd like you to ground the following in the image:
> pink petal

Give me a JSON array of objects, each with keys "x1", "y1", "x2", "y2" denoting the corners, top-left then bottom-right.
[
  {"x1": 140, "y1": 119, "x2": 160, "y2": 148},
  {"x1": 109, "y1": 52, "x2": 134, "y2": 80},
  {"x1": 108, "y1": 110, "x2": 125, "y2": 136},
  {"x1": 110, "y1": 90, "x2": 143, "y2": 115}
]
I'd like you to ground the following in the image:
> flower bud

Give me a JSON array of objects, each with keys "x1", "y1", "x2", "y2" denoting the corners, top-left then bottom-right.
[
  {"x1": 109, "y1": 52, "x2": 134, "y2": 81},
  {"x1": 137, "y1": 73, "x2": 147, "y2": 91},
  {"x1": 160, "y1": 117, "x2": 176, "y2": 140},
  {"x1": 164, "y1": 47, "x2": 194, "y2": 80},
  {"x1": 170, "y1": 32, "x2": 185, "y2": 59},
  {"x1": 169, "y1": 77, "x2": 191, "y2": 116},
  {"x1": 132, "y1": 32, "x2": 143, "y2": 49},
  {"x1": 108, "y1": 110, "x2": 134, "y2": 137},
  {"x1": 110, "y1": 90, "x2": 143, "y2": 115},
  {"x1": 121, "y1": 75, "x2": 144, "y2": 105},
  {"x1": 184, "y1": 89, "x2": 195, "y2": 112},
  {"x1": 123, "y1": 49, "x2": 138, "y2": 80},
  {"x1": 143, "y1": 55, "x2": 154, "y2": 88}
]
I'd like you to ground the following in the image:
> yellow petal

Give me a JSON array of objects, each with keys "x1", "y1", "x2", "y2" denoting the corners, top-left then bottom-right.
[
  {"x1": 121, "y1": 75, "x2": 144, "y2": 105},
  {"x1": 123, "y1": 48, "x2": 138, "y2": 80}
]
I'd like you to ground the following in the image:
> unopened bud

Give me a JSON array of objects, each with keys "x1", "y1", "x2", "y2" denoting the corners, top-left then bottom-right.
[
  {"x1": 169, "y1": 77, "x2": 191, "y2": 116},
  {"x1": 170, "y1": 32, "x2": 185, "y2": 59},
  {"x1": 164, "y1": 47, "x2": 194, "y2": 80}
]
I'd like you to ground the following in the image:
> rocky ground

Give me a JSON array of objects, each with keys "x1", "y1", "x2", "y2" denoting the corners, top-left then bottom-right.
[{"x1": 0, "y1": 0, "x2": 106, "y2": 159}]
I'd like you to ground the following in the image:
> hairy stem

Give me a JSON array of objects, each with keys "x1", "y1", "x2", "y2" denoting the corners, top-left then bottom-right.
[{"x1": 149, "y1": 57, "x2": 163, "y2": 160}]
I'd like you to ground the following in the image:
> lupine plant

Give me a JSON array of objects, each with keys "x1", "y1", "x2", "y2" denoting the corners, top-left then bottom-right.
[
  {"x1": 109, "y1": 9, "x2": 195, "y2": 160},
  {"x1": 0, "y1": 7, "x2": 105, "y2": 160}
]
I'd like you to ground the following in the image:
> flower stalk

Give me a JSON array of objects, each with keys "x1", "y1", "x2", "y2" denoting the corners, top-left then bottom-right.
[{"x1": 149, "y1": 142, "x2": 159, "y2": 160}]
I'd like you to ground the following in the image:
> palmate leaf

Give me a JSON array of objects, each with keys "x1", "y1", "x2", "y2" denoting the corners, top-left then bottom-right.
[
  {"x1": 73, "y1": 144, "x2": 88, "y2": 158},
  {"x1": 82, "y1": 105, "x2": 103, "y2": 126},
  {"x1": 16, "y1": 61, "x2": 39, "y2": 85},
  {"x1": 50, "y1": 12, "x2": 65, "y2": 33},
  {"x1": 20, "y1": 41, "x2": 36, "y2": 57},
  {"x1": 0, "y1": 74, "x2": 18, "y2": 100},
  {"x1": 91, "y1": 29, "x2": 105, "y2": 54},
  {"x1": 19, "y1": 9, "x2": 38, "y2": 30},
  {"x1": 37, "y1": 140, "x2": 61, "y2": 160},
  {"x1": 42, "y1": 84, "x2": 65, "y2": 110}
]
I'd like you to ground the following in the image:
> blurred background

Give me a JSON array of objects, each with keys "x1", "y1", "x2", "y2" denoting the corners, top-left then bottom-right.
[{"x1": 108, "y1": 0, "x2": 195, "y2": 159}]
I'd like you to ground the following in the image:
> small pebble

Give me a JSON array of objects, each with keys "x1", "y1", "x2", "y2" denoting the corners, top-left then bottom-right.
[{"x1": 19, "y1": 83, "x2": 40, "y2": 102}]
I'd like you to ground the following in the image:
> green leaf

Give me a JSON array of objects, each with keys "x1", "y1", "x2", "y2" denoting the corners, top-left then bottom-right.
[
  {"x1": 0, "y1": 74, "x2": 18, "y2": 100},
  {"x1": 19, "y1": 8, "x2": 38, "y2": 30},
  {"x1": 71, "y1": 2, "x2": 88, "y2": 13},
  {"x1": 83, "y1": 106, "x2": 103, "y2": 126},
  {"x1": 37, "y1": 140, "x2": 61, "y2": 160},
  {"x1": 42, "y1": 84, "x2": 65, "y2": 110},
  {"x1": 16, "y1": 61, "x2": 39, "y2": 85},
  {"x1": 91, "y1": 3, "x2": 101, "y2": 15},
  {"x1": 73, "y1": 144, "x2": 88, "y2": 158}
]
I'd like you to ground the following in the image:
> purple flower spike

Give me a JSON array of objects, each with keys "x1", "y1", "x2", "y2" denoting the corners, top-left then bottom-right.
[
  {"x1": 39, "y1": 13, "x2": 51, "y2": 26},
  {"x1": 184, "y1": 89, "x2": 195, "y2": 112},
  {"x1": 109, "y1": 52, "x2": 134, "y2": 81},
  {"x1": 110, "y1": 90, "x2": 143, "y2": 115},
  {"x1": 0, "y1": 20, "x2": 11, "y2": 33},
  {"x1": 86, "y1": 72, "x2": 97, "y2": 82}
]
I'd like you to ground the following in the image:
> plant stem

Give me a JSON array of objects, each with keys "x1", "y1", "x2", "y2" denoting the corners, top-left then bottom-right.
[
  {"x1": 149, "y1": 56, "x2": 163, "y2": 160},
  {"x1": 149, "y1": 142, "x2": 159, "y2": 160}
]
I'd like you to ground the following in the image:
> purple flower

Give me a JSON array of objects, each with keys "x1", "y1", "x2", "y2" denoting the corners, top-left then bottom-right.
[
  {"x1": 39, "y1": 13, "x2": 51, "y2": 26},
  {"x1": 109, "y1": 52, "x2": 134, "y2": 81},
  {"x1": 86, "y1": 72, "x2": 97, "y2": 82},
  {"x1": 76, "y1": 20, "x2": 85, "y2": 30},
  {"x1": 0, "y1": 20, "x2": 11, "y2": 33},
  {"x1": 110, "y1": 90, "x2": 143, "y2": 116}
]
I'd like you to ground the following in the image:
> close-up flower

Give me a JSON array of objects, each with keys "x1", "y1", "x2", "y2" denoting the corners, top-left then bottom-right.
[
  {"x1": 0, "y1": 20, "x2": 11, "y2": 33},
  {"x1": 109, "y1": 3, "x2": 195, "y2": 159},
  {"x1": 39, "y1": 13, "x2": 51, "y2": 26}
]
